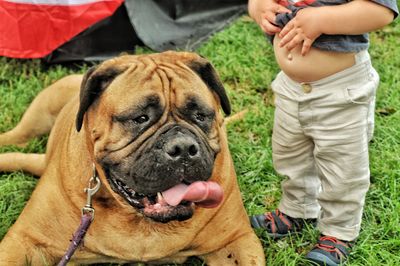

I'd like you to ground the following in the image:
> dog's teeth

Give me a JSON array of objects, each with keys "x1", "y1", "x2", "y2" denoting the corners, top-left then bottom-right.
[{"x1": 157, "y1": 192, "x2": 167, "y2": 205}]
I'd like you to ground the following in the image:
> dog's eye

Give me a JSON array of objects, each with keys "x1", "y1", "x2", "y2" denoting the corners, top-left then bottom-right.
[
  {"x1": 195, "y1": 113, "x2": 206, "y2": 122},
  {"x1": 133, "y1": 115, "x2": 149, "y2": 124}
]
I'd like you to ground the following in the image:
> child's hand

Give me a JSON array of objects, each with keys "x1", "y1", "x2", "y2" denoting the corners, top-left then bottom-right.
[
  {"x1": 248, "y1": 0, "x2": 291, "y2": 35},
  {"x1": 278, "y1": 7, "x2": 324, "y2": 55}
]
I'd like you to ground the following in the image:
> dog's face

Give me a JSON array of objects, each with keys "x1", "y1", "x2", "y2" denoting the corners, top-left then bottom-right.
[{"x1": 76, "y1": 52, "x2": 230, "y2": 223}]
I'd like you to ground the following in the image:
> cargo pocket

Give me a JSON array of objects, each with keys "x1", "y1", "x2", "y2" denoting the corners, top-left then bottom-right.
[{"x1": 345, "y1": 81, "x2": 375, "y2": 105}]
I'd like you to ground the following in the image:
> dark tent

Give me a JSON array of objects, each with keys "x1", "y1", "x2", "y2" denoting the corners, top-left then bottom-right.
[{"x1": 44, "y1": 0, "x2": 247, "y2": 63}]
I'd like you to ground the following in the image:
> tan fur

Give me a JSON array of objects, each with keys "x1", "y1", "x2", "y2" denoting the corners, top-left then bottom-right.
[
  {"x1": 0, "y1": 52, "x2": 265, "y2": 265},
  {"x1": 223, "y1": 109, "x2": 248, "y2": 126}
]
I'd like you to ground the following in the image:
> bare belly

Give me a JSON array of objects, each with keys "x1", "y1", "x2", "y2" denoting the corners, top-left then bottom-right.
[{"x1": 273, "y1": 36, "x2": 356, "y2": 82}]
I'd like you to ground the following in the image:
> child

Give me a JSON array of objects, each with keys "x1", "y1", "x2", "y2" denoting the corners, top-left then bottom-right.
[{"x1": 248, "y1": 0, "x2": 398, "y2": 265}]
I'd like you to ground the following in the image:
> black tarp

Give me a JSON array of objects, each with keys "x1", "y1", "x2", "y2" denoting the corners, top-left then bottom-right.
[{"x1": 44, "y1": 0, "x2": 247, "y2": 63}]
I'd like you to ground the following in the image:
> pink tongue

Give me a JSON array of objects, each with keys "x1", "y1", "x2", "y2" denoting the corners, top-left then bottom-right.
[{"x1": 161, "y1": 181, "x2": 223, "y2": 208}]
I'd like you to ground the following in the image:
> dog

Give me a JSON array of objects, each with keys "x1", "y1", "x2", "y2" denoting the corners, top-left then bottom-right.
[{"x1": 0, "y1": 51, "x2": 265, "y2": 265}]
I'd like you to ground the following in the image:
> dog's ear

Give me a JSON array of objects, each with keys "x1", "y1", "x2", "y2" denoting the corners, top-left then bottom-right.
[
  {"x1": 76, "y1": 65, "x2": 126, "y2": 132},
  {"x1": 186, "y1": 58, "x2": 231, "y2": 116}
]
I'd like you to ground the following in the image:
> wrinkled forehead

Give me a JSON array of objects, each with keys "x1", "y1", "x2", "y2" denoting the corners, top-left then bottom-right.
[{"x1": 98, "y1": 56, "x2": 216, "y2": 113}]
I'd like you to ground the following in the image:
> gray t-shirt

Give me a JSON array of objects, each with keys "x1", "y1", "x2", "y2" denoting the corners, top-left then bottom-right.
[{"x1": 269, "y1": 0, "x2": 399, "y2": 52}]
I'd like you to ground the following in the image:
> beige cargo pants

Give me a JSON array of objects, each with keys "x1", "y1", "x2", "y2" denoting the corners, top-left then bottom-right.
[{"x1": 271, "y1": 50, "x2": 379, "y2": 241}]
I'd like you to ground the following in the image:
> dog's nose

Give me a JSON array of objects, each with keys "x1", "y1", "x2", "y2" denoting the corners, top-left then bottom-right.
[{"x1": 164, "y1": 136, "x2": 199, "y2": 159}]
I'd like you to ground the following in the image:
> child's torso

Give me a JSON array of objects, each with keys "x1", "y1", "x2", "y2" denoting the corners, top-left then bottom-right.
[
  {"x1": 273, "y1": 36, "x2": 356, "y2": 83},
  {"x1": 273, "y1": 0, "x2": 356, "y2": 82}
]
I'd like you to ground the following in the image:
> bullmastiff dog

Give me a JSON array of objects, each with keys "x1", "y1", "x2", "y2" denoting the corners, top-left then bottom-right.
[{"x1": 0, "y1": 51, "x2": 265, "y2": 265}]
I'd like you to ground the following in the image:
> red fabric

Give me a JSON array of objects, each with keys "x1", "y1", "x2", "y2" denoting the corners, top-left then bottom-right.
[
  {"x1": 293, "y1": 0, "x2": 316, "y2": 7},
  {"x1": 0, "y1": 0, "x2": 124, "y2": 58},
  {"x1": 278, "y1": 0, "x2": 316, "y2": 7}
]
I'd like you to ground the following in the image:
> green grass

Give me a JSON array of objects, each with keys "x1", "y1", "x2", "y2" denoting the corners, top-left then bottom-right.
[{"x1": 1, "y1": 12, "x2": 400, "y2": 266}]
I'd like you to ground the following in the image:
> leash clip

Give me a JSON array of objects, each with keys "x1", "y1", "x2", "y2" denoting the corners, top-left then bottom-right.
[{"x1": 82, "y1": 164, "x2": 101, "y2": 220}]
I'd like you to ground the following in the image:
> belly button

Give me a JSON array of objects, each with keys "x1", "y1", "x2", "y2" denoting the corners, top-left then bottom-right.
[{"x1": 287, "y1": 53, "x2": 293, "y2": 61}]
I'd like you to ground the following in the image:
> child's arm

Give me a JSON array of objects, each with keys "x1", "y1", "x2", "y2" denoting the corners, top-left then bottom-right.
[
  {"x1": 248, "y1": 0, "x2": 291, "y2": 35},
  {"x1": 279, "y1": 0, "x2": 396, "y2": 55}
]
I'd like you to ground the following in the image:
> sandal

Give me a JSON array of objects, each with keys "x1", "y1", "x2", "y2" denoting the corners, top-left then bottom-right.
[
  {"x1": 249, "y1": 209, "x2": 316, "y2": 238},
  {"x1": 306, "y1": 235, "x2": 352, "y2": 266}
]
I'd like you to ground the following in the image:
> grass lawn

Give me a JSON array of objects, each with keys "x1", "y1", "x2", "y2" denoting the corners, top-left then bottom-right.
[{"x1": 1, "y1": 9, "x2": 399, "y2": 266}]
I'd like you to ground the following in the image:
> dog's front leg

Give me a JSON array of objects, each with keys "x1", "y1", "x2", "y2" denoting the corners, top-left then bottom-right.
[
  {"x1": 0, "y1": 153, "x2": 45, "y2": 176},
  {"x1": 202, "y1": 232, "x2": 265, "y2": 266},
  {"x1": 0, "y1": 232, "x2": 56, "y2": 266},
  {"x1": 0, "y1": 75, "x2": 81, "y2": 147}
]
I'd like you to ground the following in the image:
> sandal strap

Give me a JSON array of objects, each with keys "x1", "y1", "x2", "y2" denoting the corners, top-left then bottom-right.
[
  {"x1": 249, "y1": 209, "x2": 316, "y2": 234},
  {"x1": 317, "y1": 236, "x2": 350, "y2": 257},
  {"x1": 269, "y1": 210, "x2": 292, "y2": 234}
]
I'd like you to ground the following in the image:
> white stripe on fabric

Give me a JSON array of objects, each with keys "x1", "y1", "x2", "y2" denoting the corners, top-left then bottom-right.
[{"x1": 3, "y1": 0, "x2": 116, "y2": 6}]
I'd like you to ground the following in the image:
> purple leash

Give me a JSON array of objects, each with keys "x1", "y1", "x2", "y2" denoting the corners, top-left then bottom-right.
[
  {"x1": 58, "y1": 166, "x2": 101, "y2": 266},
  {"x1": 58, "y1": 213, "x2": 93, "y2": 266}
]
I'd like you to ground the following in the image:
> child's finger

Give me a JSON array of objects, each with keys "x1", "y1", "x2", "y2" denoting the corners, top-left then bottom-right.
[
  {"x1": 278, "y1": 21, "x2": 293, "y2": 39},
  {"x1": 279, "y1": 28, "x2": 296, "y2": 47},
  {"x1": 261, "y1": 20, "x2": 281, "y2": 34},
  {"x1": 285, "y1": 35, "x2": 303, "y2": 51},
  {"x1": 260, "y1": 12, "x2": 281, "y2": 33},
  {"x1": 276, "y1": 5, "x2": 292, "y2": 14},
  {"x1": 301, "y1": 38, "x2": 313, "y2": 55},
  {"x1": 263, "y1": 9, "x2": 277, "y2": 23}
]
